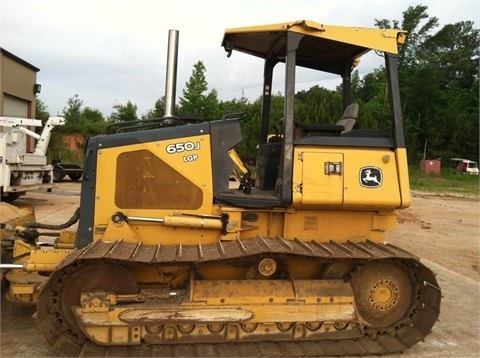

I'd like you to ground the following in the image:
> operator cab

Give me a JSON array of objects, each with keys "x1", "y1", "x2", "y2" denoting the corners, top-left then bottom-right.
[{"x1": 214, "y1": 20, "x2": 408, "y2": 208}]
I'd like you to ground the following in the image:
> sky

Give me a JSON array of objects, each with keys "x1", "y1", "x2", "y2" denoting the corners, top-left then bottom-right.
[{"x1": 1, "y1": 0, "x2": 479, "y2": 118}]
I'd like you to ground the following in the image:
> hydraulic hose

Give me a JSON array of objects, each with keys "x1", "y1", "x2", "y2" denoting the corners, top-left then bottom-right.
[{"x1": 25, "y1": 207, "x2": 80, "y2": 230}]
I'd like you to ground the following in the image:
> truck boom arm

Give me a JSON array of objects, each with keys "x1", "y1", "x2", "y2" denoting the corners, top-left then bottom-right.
[
  {"x1": 33, "y1": 116, "x2": 65, "y2": 156},
  {"x1": 0, "y1": 116, "x2": 65, "y2": 157}
]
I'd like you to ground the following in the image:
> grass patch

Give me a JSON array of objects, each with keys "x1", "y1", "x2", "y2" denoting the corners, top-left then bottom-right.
[{"x1": 409, "y1": 165, "x2": 479, "y2": 198}]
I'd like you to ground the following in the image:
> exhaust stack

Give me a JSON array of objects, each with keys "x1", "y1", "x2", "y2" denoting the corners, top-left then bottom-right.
[{"x1": 164, "y1": 29, "x2": 179, "y2": 117}]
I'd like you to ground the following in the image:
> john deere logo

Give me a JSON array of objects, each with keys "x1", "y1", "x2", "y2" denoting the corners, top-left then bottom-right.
[{"x1": 360, "y1": 167, "x2": 382, "y2": 188}]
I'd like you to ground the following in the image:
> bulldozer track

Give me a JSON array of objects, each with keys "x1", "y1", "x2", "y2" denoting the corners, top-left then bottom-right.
[{"x1": 37, "y1": 237, "x2": 441, "y2": 357}]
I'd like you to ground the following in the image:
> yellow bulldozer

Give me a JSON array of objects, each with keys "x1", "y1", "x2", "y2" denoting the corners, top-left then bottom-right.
[{"x1": 1, "y1": 20, "x2": 441, "y2": 356}]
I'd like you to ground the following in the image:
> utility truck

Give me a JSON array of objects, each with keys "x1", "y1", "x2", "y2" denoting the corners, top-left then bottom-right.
[{"x1": 0, "y1": 116, "x2": 65, "y2": 201}]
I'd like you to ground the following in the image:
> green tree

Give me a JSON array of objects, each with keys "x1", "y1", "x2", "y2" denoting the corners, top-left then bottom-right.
[
  {"x1": 203, "y1": 88, "x2": 222, "y2": 120},
  {"x1": 110, "y1": 100, "x2": 138, "y2": 122},
  {"x1": 143, "y1": 97, "x2": 166, "y2": 119},
  {"x1": 59, "y1": 94, "x2": 107, "y2": 135},
  {"x1": 178, "y1": 61, "x2": 220, "y2": 120},
  {"x1": 295, "y1": 86, "x2": 342, "y2": 126},
  {"x1": 376, "y1": 5, "x2": 479, "y2": 161},
  {"x1": 218, "y1": 96, "x2": 250, "y2": 116},
  {"x1": 353, "y1": 69, "x2": 393, "y2": 130},
  {"x1": 62, "y1": 94, "x2": 83, "y2": 126},
  {"x1": 80, "y1": 107, "x2": 107, "y2": 135},
  {"x1": 82, "y1": 107, "x2": 104, "y2": 122},
  {"x1": 234, "y1": 97, "x2": 262, "y2": 161},
  {"x1": 35, "y1": 97, "x2": 50, "y2": 121},
  {"x1": 179, "y1": 61, "x2": 208, "y2": 114}
]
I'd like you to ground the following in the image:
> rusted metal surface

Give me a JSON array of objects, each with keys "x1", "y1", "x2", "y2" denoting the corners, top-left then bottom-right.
[{"x1": 67, "y1": 236, "x2": 414, "y2": 266}]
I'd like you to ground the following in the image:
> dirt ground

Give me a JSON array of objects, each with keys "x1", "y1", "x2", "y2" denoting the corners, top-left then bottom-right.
[{"x1": 1, "y1": 181, "x2": 479, "y2": 357}]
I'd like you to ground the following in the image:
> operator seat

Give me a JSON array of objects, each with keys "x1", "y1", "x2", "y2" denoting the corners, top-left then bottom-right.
[{"x1": 336, "y1": 103, "x2": 359, "y2": 134}]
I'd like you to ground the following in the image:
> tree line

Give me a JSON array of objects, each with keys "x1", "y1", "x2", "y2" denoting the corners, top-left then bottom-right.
[{"x1": 37, "y1": 5, "x2": 479, "y2": 164}]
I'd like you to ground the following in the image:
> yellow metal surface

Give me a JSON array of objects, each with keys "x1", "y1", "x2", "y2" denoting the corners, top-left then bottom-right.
[
  {"x1": 102, "y1": 220, "x2": 141, "y2": 243},
  {"x1": 58, "y1": 230, "x2": 77, "y2": 244},
  {"x1": 192, "y1": 279, "x2": 353, "y2": 305},
  {"x1": 218, "y1": 206, "x2": 395, "y2": 244},
  {"x1": 55, "y1": 242, "x2": 75, "y2": 249},
  {"x1": 93, "y1": 134, "x2": 218, "y2": 245},
  {"x1": 228, "y1": 148, "x2": 250, "y2": 180},
  {"x1": 12, "y1": 239, "x2": 36, "y2": 260},
  {"x1": 301, "y1": 152, "x2": 344, "y2": 205},
  {"x1": 5, "y1": 269, "x2": 47, "y2": 304},
  {"x1": 224, "y1": 20, "x2": 406, "y2": 55},
  {"x1": 24, "y1": 248, "x2": 72, "y2": 271},
  {"x1": 293, "y1": 146, "x2": 402, "y2": 209},
  {"x1": 282, "y1": 211, "x2": 395, "y2": 243},
  {"x1": 163, "y1": 215, "x2": 222, "y2": 230},
  {"x1": 10, "y1": 284, "x2": 36, "y2": 294},
  {"x1": 372, "y1": 212, "x2": 398, "y2": 231},
  {"x1": 71, "y1": 278, "x2": 356, "y2": 346}
]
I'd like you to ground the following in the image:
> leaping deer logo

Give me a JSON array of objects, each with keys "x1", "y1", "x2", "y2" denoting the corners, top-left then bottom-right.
[
  {"x1": 363, "y1": 169, "x2": 380, "y2": 185},
  {"x1": 360, "y1": 167, "x2": 382, "y2": 188}
]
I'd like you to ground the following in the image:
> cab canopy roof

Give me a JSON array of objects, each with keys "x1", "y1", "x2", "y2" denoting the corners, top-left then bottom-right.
[{"x1": 222, "y1": 20, "x2": 406, "y2": 75}]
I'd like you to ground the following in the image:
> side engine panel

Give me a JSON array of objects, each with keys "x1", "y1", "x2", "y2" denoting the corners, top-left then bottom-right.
[
  {"x1": 292, "y1": 146, "x2": 410, "y2": 210},
  {"x1": 92, "y1": 134, "x2": 215, "y2": 245}
]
